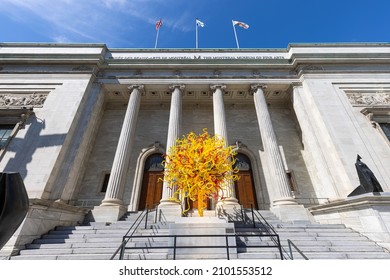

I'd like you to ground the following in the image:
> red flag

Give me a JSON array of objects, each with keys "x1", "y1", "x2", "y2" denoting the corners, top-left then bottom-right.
[
  {"x1": 156, "y1": 19, "x2": 162, "y2": 30},
  {"x1": 232, "y1": 20, "x2": 249, "y2": 29}
]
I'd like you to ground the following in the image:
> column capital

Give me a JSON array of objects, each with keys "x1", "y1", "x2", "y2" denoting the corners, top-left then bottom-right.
[
  {"x1": 210, "y1": 84, "x2": 226, "y2": 91},
  {"x1": 169, "y1": 84, "x2": 185, "y2": 91},
  {"x1": 250, "y1": 83, "x2": 267, "y2": 92},
  {"x1": 128, "y1": 84, "x2": 144, "y2": 92}
]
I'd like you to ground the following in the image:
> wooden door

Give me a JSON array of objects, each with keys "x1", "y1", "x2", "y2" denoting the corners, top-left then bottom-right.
[
  {"x1": 138, "y1": 171, "x2": 164, "y2": 210},
  {"x1": 234, "y1": 170, "x2": 258, "y2": 209}
]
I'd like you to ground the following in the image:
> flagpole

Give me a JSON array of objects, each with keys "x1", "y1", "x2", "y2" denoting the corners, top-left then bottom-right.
[
  {"x1": 155, "y1": 27, "x2": 160, "y2": 48},
  {"x1": 232, "y1": 21, "x2": 239, "y2": 48},
  {"x1": 196, "y1": 19, "x2": 198, "y2": 49}
]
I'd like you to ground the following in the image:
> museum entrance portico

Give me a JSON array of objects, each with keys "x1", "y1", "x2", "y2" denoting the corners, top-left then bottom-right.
[{"x1": 91, "y1": 82, "x2": 312, "y2": 222}]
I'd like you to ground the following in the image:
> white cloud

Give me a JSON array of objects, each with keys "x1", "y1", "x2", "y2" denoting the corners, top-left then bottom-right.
[
  {"x1": 0, "y1": 0, "x2": 209, "y2": 46},
  {"x1": 52, "y1": 35, "x2": 71, "y2": 43}
]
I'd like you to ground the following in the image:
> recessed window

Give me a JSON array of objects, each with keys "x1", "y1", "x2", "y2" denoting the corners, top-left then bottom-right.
[
  {"x1": 379, "y1": 123, "x2": 390, "y2": 141},
  {"x1": 0, "y1": 125, "x2": 15, "y2": 149},
  {"x1": 286, "y1": 170, "x2": 297, "y2": 192},
  {"x1": 100, "y1": 173, "x2": 110, "y2": 193}
]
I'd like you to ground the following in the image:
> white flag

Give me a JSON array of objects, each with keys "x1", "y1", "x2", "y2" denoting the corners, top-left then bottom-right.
[
  {"x1": 196, "y1": 18, "x2": 205, "y2": 27},
  {"x1": 232, "y1": 20, "x2": 249, "y2": 29}
]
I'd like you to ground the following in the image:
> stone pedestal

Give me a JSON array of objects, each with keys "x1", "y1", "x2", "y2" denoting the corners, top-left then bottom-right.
[
  {"x1": 91, "y1": 204, "x2": 127, "y2": 223},
  {"x1": 310, "y1": 192, "x2": 390, "y2": 250},
  {"x1": 271, "y1": 204, "x2": 315, "y2": 223},
  {"x1": 157, "y1": 202, "x2": 183, "y2": 222},
  {"x1": 0, "y1": 199, "x2": 88, "y2": 257},
  {"x1": 168, "y1": 217, "x2": 237, "y2": 259},
  {"x1": 216, "y1": 199, "x2": 243, "y2": 221}
]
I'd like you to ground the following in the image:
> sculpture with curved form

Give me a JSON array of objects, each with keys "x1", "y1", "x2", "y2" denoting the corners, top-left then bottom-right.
[
  {"x1": 348, "y1": 155, "x2": 384, "y2": 197},
  {"x1": 0, "y1": 172, "x2": 29, "y2": 249}
]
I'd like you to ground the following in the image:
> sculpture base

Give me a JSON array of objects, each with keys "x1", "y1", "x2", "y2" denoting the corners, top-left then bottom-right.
[
  {"x1": 169, "y1": 217, "x2": 237, "y2": 259},
  {"x1": 216, "y1": 199, "x2": 241, "y2": 221},
  {"x1": 157, "y1": 201, "x2": 182, "y2": 222},
  {"x1": 91, "y1": 204, "x2": 127, "y2": 222}
]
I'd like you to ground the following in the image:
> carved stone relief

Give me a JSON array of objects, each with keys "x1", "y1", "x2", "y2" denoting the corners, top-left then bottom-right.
[
  {"x1": 346, "y1": 93, "x2": 390, "y2": 106},
  {"x1": 0, "y1": 93, "x2": 47, "y2": 107}
]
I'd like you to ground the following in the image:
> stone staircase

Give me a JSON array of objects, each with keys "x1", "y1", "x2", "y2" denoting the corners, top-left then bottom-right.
[
  {"x1": 9, "y1": 210, "x2": 390, "y2": 260},
  {"x1": 236, "y1": 211, "x2": 390, "y2": 259}
]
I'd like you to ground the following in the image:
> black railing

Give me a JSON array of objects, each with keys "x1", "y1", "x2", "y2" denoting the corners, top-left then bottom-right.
[
  {"x1": 110, "y1": 205, "x2": 157, "y2": 260},
  {"x1": 117, "y1": 233, "x2": 283, "y2": 260},
  {"x1": 111, "y1": 204, "x2": 307, "y2": 260},
  {"x1": 240, "y1": 205, "x2": 309, "y2": 260},
  {"x1": 287, "y1": 239, "x2": 309, "y2": 260},
  {"x1": 239, "y1": 206, "x2": 284, "y2": 259}
]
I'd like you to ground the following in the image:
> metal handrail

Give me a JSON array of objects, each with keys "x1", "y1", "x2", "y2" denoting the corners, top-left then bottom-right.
[
  {"x1": 110, "y1": 205, "x2": 157, "y2": 260},
  {"x1": 240, "y1": 205, "x2": 308, "y2": 260},
  {"x1": 120, "y1": 233, "x2": 282, "y2": 260},
  {"x1": 287, "y1": 239, "x2": 309, "y2": 260}
]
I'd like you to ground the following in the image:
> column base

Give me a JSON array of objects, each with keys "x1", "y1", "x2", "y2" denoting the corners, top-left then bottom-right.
[
  {"x1": 157, "y1": 201, "x2": 182, "y2": 222},
  {"x1": 271, "y1": 204, "x2": 315, "y2": 223},
  {"x1": 216, "y1": 198, "x2": 241, "y2": 221},
  {"x1": 272, "y1": 197, "x2": 298, "y2": 206},
  {"x1": 91, "y1": 204, "x2": 127, "y2": 223}
]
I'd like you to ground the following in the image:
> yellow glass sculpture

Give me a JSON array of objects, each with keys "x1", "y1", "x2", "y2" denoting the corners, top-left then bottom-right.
[{"x1": 163, "y1": 129, "x2": 239, "y2": 216}]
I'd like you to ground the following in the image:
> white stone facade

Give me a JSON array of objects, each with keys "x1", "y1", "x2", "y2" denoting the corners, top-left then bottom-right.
[{"x1": 1, "y1": 43, "x2": 390, "y2": 253}]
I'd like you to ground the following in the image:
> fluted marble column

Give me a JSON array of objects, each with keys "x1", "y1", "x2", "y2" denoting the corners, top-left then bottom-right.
[
  {"x1": 160, "y1": 85, "x2": 184, "y2": 205},
  {"x1": 211, "y1": 84, "x2": 238, "y2": 204},
  {"x1": 251, "y1": 84, "x2": 297, "y2": 206},
  {"x1": 92, "y1": 85, "x2": 143, "y2": 222}
]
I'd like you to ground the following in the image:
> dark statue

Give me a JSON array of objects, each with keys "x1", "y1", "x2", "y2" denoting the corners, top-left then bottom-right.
[
  {"x1": 348, "y1": 155, "x2": 383, "y2": 197},
  {"x1": 0, "y1": 173, "x2": 29, "y2": 249}
]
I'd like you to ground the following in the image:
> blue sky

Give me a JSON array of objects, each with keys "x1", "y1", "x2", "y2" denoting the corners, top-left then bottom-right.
[{"x1": 0, "y1": 0, "x2": 390, "y2": 49}]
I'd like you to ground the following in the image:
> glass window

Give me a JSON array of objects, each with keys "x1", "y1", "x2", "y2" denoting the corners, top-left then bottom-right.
[
  {"x1": 100, "y1": 173, "x2": 110, "y2": 193},
  {"x1": 379, "y1": 123, "x2": 390, "y2": 141},
  {"x1": 144, "y1": 153, "x2": 164, "y2": 171},
  {"x1": 0, "y1": 125, "x2": 15, "y2": 149}
]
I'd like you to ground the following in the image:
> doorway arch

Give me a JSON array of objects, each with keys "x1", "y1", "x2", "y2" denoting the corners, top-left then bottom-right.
[{"x1": 129, "y1": 142, "x2": 165, "y2": 211}]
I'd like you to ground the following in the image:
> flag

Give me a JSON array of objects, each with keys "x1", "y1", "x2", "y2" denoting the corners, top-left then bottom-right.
[
  {"x1": 232, "y1": 20, "x2": 249, "y2": 29},
  {"x1": 196, "y1": 18, "x2": 205, "y2": 27},
  {"x1": 155, "y1": 19, "x2": 162, "y2": 30}
]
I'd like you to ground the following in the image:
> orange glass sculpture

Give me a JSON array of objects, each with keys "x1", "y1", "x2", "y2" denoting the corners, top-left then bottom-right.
[{"x1": 163, "y1": 129, "x2": 239, "y2": 216}]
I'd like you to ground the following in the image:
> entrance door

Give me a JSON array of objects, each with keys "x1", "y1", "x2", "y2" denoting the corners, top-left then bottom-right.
[
  {"x1": 138, "y1": 171, "x2": 163, "y2": 210},
  {"x1": 234, "y1": 171, "x2": 257, "y2": 209},
  {"x1": 138, "y1": 153, "x2": 164, "y2": 210},
  {"x1": 233, "y1": 153, "x2": 258, "y2": 209}
]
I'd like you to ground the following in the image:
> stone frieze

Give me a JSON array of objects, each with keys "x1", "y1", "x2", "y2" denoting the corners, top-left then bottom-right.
[
  {"x1": 346, "y1": 93, "x2": 390, "y2": 106},
  {"x1": 0, "y1": 93, "x2": 47, "y2": 107}
]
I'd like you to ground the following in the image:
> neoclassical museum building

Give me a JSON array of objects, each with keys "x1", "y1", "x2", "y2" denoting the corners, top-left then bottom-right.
[{"x1": 1, "y1": 43, "x2": 390, "y2": 256}]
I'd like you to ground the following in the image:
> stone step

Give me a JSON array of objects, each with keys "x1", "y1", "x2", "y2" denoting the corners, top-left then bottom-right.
[
  {"x1": 19, "y1": 247, "x2": 121, "y2": 255},
  {"x1": 237, "y1": 252, "x2": 282, "y2": 259},
  {"x1": 241, "y1": 239, "x2": 380, "y2": 247},
  {"x1": 174, "y1": 254, "x2": 235, "y2": 260},
  {"x1": 27, "y1": 242, "x2": 124, "y2": 249},
  {"x1": 12, "y1": 210, "x2": 390, "y2": 260},
  {"x1": 238, "y1": 245, "x2": 386, "y2": 253}
]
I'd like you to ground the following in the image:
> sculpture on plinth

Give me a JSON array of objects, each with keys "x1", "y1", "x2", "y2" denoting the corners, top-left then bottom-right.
[
  {"x1": 0, "y1": 172, "x2": 29, "y2": 249},
  {"x1": 347, "y1": 155, "x2": 383, "y2": 197}
]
